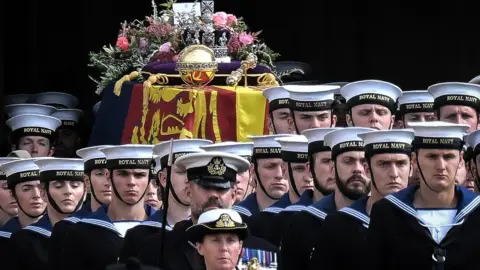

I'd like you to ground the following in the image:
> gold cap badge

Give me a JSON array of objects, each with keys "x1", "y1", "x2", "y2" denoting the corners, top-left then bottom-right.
[
  {"x1": 215, "y1": 213, "x2": 235, "y2": 228},
  {"x1": 207, "y1": 157, "x2": 227, "y2": 176}
]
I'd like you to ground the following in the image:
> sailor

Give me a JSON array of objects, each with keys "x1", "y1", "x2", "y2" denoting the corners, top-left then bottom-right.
[
  {"x1": 367, "y1": 121, "x2": 480, "y2": 269},
  {"x1": 63, "y1": 144, "x2": 157, "y2": 270},
  {"x1": 396, "y1": 90, "x2": 436, "y2": 127},
  {"x1": 0, "y1": 158, "x2": 19, "y2": 227},
  {"x1": 144, "y1": 169, "x2": 161, "y2": 210},
  {"x1": 185, "y1": 209, "x2": 249, "y2": 270},
  {"x1": 283, "y1": 84, "x2": 339, "y2": 133},
  {"x1": 76, "y1": 145, "x2": 113, "y2": 212},
  {"x1": 262, "y1": 86, "x2": 295, "y2": 134},
  {"x1": 309, "y1": 129, "x2": 414, "y2": 269},
  {"x1": 233, "y1": 135, "x2": 291, "y2": 220},
  {"x1": 119, "y1": 139, "x2": 212, "y2": 263},
  {"x1": 200, "y1": 142, "x2": 255, "y2": 204},
  {"x1": 4, "y1": 104, "x2": 57, "y2": 118},
  {"x1": 7, "y1": 158, "x2": 86, "y2": 270},
  {"x1": 341, "y1": 80, "x2": 402, "y2": 130},
  {"x1": 6, "y1": 114, "x2": 62, "y2": 157},
  {"x1": 279, "y1": 127, "x2": 372, "y2": 270},
  {"x1": 31, "y1": 91, "x2": 79, "y2": 109},
  {"x1": 247, "y1": 135, "x2": 312, "y2": 245},
  {"x1": 428, "y1": 82, "x2": 480, "y2": 132},
  {"x1": 465, "y1": 130, "x2": 480, "y2": 191},
  {"x1": 279, "y1": 128, "x2": 338, "y2": 270},
  {"x1": 137, "y1": 152, "x2": 278, "y2": 270},
  {"x1": 51, "y1": 108, "x2": 84, "y2": 157}
]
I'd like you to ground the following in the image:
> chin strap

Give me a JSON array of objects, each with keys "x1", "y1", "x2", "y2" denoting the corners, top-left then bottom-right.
[
  {"x1": 44, "y1": 182, "x2": 85, "y2": 215},
  {"x1": 12, "y1": 192, "x2": 44, "y2": 219},
  {"x1": 109, "y1": 169, "x2": 150, "y2": 206},
  {"x1": 252, "y1": 159, "x2": 281, "y2": 200},
  {"x1": 415, "y1": 150, "x2": 461, "y2": 192}
]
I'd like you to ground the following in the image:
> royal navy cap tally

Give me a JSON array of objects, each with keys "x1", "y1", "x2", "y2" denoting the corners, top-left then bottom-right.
[
  {"x1": 153, "y1": 139, "x2": 213, "y2": 169},
  {"x1": 186, "y1": 208, "x2": 249, "y2": 243},
  {"x1": 262, "y1": 86, "x2": 290, "y2": 112},
  {"x1": 341, "y1": 80, "x2": 402, "y2": 113},
  {"x1": 408, "y1": 121, "x2": 469, "y2": 150},
  {"x1": 51, "y1": 109, "x2": 84, "y2": 128},
  {"x1": 324, "y1": 127, "x2": 375, "y2": 159},
  {"x1": 100, "y1": 144, "x2": 154, "y2": 170},
  {"x1": 465, "y1": 130, "x2": 480, "y2": 157},
  {"x1": 358, "y1": 129, "x2": 415, "y2": 157},
  {"x1": 4, "y1": 104, "x2": 57, "y2": 118},
  {"x1": 283, "y1": 85, "x2": 338, "y2": 112},
  {"x1": 76, "y1": 145, "x2": 112, "y2": 171},
  {"x1": 0, "y1": 158, "x2": 41, "y2": 189},
  {"x1": 34, "y1": 158, "x2": 84, "y2": 183},
  {"x1": 428, "y1": 82, "x2": 480, "y2": 111},
  {"x1": 275, "y1": 135, "x2": 309, "y2": 163},
  {"x1": 32, "y1": 92, "x2": 79, "y2": 109},
  {"x1": 0, "y1": 158, "x2": 20, "y2": 181},
  {"x1": 301, "y1": 127, "x2": 340, "y2": 154},
  {"x1": 6, "y1": 114, "x2": 62, "y2": 140},
  {"x1": 248, "y1": 134, "x2": 295, "y2": 159},
  {"x1": 200, "y1": 142, "x2": 254, "y2": 163},
  {"x1": 175, "y1": 152, "x2": 250, "y2": 189},
  {"x1": 5, "y1": 94, "x2": 31, "y2": 106},
  {"x1": 397, "y1": 90, "x2": 435, "y2": 115}
]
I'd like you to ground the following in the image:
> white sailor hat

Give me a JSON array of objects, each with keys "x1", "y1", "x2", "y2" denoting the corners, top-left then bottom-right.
[
  {"x1": 322, "y1": 82, "x2": 349, "y2": 96},
  {"x1": 283, "y1": 85, "x2": 338, "y2": 112},
  {"x1": 153, "y1": 139, "x2": 213, "y2": 169},
  {"x1": 324, "y1": 127, "x2": 375, "y2": 158},
  {"x1": 275, "y1": 135, "x2": 308, "y2": 163},
  {"x1": 32, "y1": 92, "x2": 79, "y2": 109},
  {"x1": 51, "y1": 109, "x2": 84, "y2": 128},
  {"x1": 6, "y1": 114, "x2": 62, "y2": 141},
  {"x1": 301, "y1": 127, "x2": 341, "y2": 154},
  {"x1": 200, "y1": 142, "x2": 254, "y2": 162},
  {"x1": 0, "y1": 158, "x2": 20, "y2": 181},
  {"x1": 100, "y1": 144, "x2": 154, "y2": 170},
  {"x1": 34, "y1": 158, "x2": 84, "y2": 183},
  {"x1": 340, "y1": 80, "x2": 402, "y2": 112},
  {"x1": 428, "y1": 82, "x2": 480, "y2": 111},
  {"x1": 408, "y1": 121, "x2": 469, "y2": 150},
  {"x1": 186, "y1": 209, "x2": 249, "y2": 243},
  {"x1": 465, "y1": 130, "x2": 480, "y2": 153},
  {"x1": 358, "y1": 129, "x2": 415, "y2": 156},
  {"x1": 262, "y1": 86, "x2": 290, "y2": 112},
  {"x1": 248, "y1": 134, "x2": 295, "y2": 159},
  {"x1": 0, "y1": 158, "x2": 42, "y2": 189},
  {"x1": 5, "y1": 94, "x2": 31, "y2": 106},
  {"x1": 76, "y1": 145, "x2": 112, "y2": 171},
  {"x1": 175, "y1": 151, "x2": 250, "y2": 189},
  {"x1": 4, "y1": 104, "x2": 57, "y2": 118},
  {"x1": 397, "y1": 90, "x2": 435, "y2": 115}
]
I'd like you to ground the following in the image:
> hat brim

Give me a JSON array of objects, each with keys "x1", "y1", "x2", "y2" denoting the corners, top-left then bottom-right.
[
  {"x1": 192, "y1": 177, "x2": 234, "y2": 190},
  {"x1": 186, "y1": 224, "x2": 250, "y2": 243}
]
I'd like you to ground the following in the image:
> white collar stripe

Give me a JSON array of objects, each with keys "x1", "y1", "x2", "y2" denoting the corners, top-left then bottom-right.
[
  {"x1": 263, "y1": 207, "x2": 283, "y2": 214},
  {"x1": 139, "y1": 221, "x2": 172, "y2": 230},
  {"x1": 283, "y1": 205, "x2": 307, "y2": 212},
  {"x1": 24, "y1": 225, "x2": 51, "y2": 237},
  {"x1": 64, "y1": 217, "x2": 81, "y2": 223},
  {"x1": 339, "y1": 207, "x2": 370, "y2": 225},
  {"x1": 305, "y1": 206, "x2": 327, "y2": 220},
  {"x1": 454, "y1": 196, "x2": 480, "y2": 223},
  {"x1": 80, "y1": 218, "x2": 121, "y2": 236},
  {"x1": 0, "y1": 231, "x2": 12, "y2": 238},
  {"x1": 232, "y1": 205, "x2": 252, "y2": 217}
]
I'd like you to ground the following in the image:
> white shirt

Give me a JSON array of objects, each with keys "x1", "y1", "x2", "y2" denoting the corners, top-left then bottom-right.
[
  {"x1": 113, "y1": 221, "x2": 141, "y2": 237},
  {"x1": 417, "y1": 209, "x2": 457, "y2": 243}
]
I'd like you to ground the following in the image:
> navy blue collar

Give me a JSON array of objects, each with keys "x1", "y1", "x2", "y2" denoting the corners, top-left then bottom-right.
[
  {"x1": 385, "y1": 185, "x2": 480, "y2": 225},
  {"x1": 282, "y1": 189, "x2": 314, "y2": 213},
  {"x1": 305, "y1": 193, "x2": 337, "y2": 220},
  {"x1": 339, "y1": 196, "x2": 370, "y2": 227},
  {"x1": 64, "y1": 203, "x2": 94, "y2": 224},
  {"x1": 0, "y1": 217, "x2": 21, "y2": 238},
  {"x1": 263, "y1": 193, "x2": 292, "y2": 214},
  {"x1": 24, "y1": 214, "x2": 52, "y2": 238},
  {"x1": 138, "y1": 208, "x2": 172, "y2": 231},
  {"x1": 232, "y1": 193, "x2": 259, "y2": 217},
  {"x1": 79, "y1": 204, "x2": 156, "y2": 236}
]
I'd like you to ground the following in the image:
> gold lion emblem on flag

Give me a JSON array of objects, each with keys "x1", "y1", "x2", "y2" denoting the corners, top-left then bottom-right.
[{"x1": 207, "y1": 157, "x2": 227, "y2": 176}]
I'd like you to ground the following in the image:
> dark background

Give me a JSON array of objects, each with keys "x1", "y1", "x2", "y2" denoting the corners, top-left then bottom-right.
[{"x1": 2, "y1": 0, "x2": 480, "y2": 142}]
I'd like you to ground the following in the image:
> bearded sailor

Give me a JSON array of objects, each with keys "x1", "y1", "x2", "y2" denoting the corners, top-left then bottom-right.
[
  {"x1": 7, "y1": 158, "x2": 86, "y2": 270},
  {"x1": 119, "y1": 139, "x2": 212, "y2": 262},
  {"x1": 367, "y1": 121, "x2": 480, "y2": 269},
  {"x1": 63, "y1": 144, "x2": 156, "y2": 270},
  {"x1": 309, "y1": 129, "x2": 414, "y2": 269}
]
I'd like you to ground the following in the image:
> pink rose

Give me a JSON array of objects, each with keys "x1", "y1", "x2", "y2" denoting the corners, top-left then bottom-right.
[
  {"x1": 213, "y1": 12, "x2": 228, "y2": 26},
  {"x1": 238, "y1": 33, "x2": 254, "y2": 46},
  {"x1": 226, "y1": 14, "x2": 237, "y2": 26},
  {"x1": 173, "y1": 54, "x2": 180, "y2": 62},
  {"x1": 159, "y1": 42, "x2": 172, "y2": 52},
  {"x1": 116, "y1": 36, "x2": 129, "y2": 51}
]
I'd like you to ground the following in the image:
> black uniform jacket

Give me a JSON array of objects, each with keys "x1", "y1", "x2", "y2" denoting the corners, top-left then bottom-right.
[
  {"x1": 119, "y1": 209, "x2": 174, "y2": 263},
  {"x1": 368, "y1": 185, "x2": 480, "y2": 270},
  {"x1": 309, "y1": 196, "x2": 369, "y2": 270},
  {"x1": 138, "y1": 219, "x2": 280, "y2": 270},
  {"x1": 48, "y1": 204, "x2": 92, "y2": 270},
  {"x1": 246, "y1": 192, "x2": 291, "y2": 244},
  {"x1": 232, "y1": 192, "x2": 260, "y2": 223},
  {"x1": 0, "y1": 216, "x2": 21, "y2": 262},
  {"x1": 280, "y1": 193, "x2": 337, "y2": 270},
  {"x1": 6, "y1": 214, "x2": 53, "y2": 270},
  {"x1": 63, "y1": 204, "x2": 156, "y2": 270}
]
